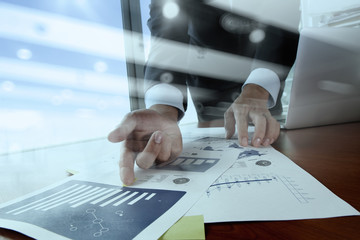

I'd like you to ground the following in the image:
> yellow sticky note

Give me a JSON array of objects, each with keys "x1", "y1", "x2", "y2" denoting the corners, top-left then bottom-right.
[
  {"x1": 159, "y1": 215, "x2": 205, "y2": 240},
  {"x1": 65, "y1": 169, "x2": 79, "y2": 175},
  {"x1": 122, "y1": 178, "x2": 137, "y2": 187}
]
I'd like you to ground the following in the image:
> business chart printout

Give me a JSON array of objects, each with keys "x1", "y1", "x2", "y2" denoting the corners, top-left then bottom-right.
[
  {"x1": 180, "y1": 127, "x2": 360, "y2": 222},
  {"x1": 0, "y1": 142, "x2": 239, "y2": 240},
  {"x1": 0, "y1": 125, "x2": 359, "y2": 239},
  {"x1": 0, "y1": 180, "x2": 185, "y2": 240}
]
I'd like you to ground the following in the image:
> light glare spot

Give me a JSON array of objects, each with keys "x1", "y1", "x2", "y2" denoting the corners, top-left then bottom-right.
[
  {"x1": 61, "y1": 89, "x2": 74, "y2": 99},
  {"x1": 249, "y1": 29, "x2": 265, "y2": 43},
  {"x1": 17, "y1": 48, "x2": 32, "y2": 60},
  {"x1": 76, "y1": 108, "x2": 96, "y2": 119},
  {"x1": 160, "y1": 72, "x2": 174, "y2": 83},
  {"x1": 94, "y1": 61, "x2": 108, "y2": 73},
  {"x1": 163, "y1": 2, "x2": 179, "y2": 19},
  {"x1": 75, "y1": 0, "x2": 87, "y2": 5},
  {"x1": 1, "y1": 81, "x2": 15, "y2": 92},
  {"x1": 0, "y1": 110, "x2": 43, "y2": 131},
  {"x1": 51, "y1": 96, "x2": 63, "y2": 106},
  {"x1": 318, "y1": 80, "x2": 355, "y2": 95}
]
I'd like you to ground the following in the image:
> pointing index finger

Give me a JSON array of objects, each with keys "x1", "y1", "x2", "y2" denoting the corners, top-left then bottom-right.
[{"x1": 119, "y1": 147, "x2": 136, "y2": 186}]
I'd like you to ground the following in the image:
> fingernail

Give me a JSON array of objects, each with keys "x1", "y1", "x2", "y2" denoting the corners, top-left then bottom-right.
[
  {"x1": 120, "y1": 167, "x2": 134, "y2": 186},
  {"x1": 154, "y1": 132, "x2": 162, "y2": 144},
  {"x1": 263, "y1": 138, "x2": 271, "y2": 146},
  {"x1": 225, "y1": 131, "x2": 232, "y2": 139},
  {"x1": 241, "y1": 137, "x2": 248, "y2": 146},
  {"x1": 123, "y1": 178, "x2": 134, "y2": 186},
  {"x1": 254, "y1": 138, "x2": 261, "y2": 146}
]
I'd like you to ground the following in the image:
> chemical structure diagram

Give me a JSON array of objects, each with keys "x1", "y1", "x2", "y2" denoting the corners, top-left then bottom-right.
[{"x1": 69, "y1": 208, "x2": 110, "y2": 238}]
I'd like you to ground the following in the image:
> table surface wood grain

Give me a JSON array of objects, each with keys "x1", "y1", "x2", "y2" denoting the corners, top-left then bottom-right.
[{"x1": 1, "y1": 122, "x2": 359, "y2": 240}]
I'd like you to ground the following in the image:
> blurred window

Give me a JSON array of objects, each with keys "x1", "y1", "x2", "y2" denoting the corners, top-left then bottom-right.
[{"x1": 0, "y1": 0, "x2": 130, "y2": 153}]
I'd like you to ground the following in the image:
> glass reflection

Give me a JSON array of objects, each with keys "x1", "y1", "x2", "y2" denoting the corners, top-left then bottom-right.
[{"x1": 0, "y1": 0, "x2": 130, "y2": 153}]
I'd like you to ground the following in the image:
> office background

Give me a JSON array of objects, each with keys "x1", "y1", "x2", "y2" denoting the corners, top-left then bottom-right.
[{"x1": 1, "y1": 0, "x2": 358, "y2": 154}]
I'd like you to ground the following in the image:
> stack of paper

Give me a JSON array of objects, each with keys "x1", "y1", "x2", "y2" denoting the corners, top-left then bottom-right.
[{"x1": 0, "y1": 126, "x2": 359, "y2": 239}]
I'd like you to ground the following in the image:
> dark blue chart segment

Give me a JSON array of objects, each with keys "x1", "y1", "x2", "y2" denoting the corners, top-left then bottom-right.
[
  {"x1": 151, "y1": 156, "x2": 219, "y2": 172},
  {"x1": 237, "y1": 149, "x2": 266, "y2": 159},
  {"x1": 193, "y1": 137, "x2": 243, "y2": 151},
  {"x1": 0, "y1": 180, "x2": 186, "y2": 240}
]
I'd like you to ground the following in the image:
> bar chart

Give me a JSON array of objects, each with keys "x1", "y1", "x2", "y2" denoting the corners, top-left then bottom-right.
[
  {"x1": 152, "y1": 156, "x2": 220, "y2": 172},
  {"x1": 0, "y1": 180, "x2": 186, "y2": 240}
]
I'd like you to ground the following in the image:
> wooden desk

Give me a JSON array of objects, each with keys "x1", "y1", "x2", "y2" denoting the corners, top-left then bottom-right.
[{"x1": 1, "y1": 123, "x2": 360, "y2": 240}]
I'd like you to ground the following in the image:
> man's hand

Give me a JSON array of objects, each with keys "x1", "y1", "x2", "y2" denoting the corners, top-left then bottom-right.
[
  {"x1": 108, "y1": 105, "x2": 182, "y2": 185},
  {"x1": 224, "y1": 84, "x2": 280, "y2": 147}
]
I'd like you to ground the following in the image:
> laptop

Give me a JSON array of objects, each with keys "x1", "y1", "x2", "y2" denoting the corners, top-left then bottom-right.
[{"x1": 280, "y1": 27, "x2": 360, "y2": 129}]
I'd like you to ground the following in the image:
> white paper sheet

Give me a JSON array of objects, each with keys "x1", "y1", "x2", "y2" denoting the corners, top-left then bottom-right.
[
  {"x1": 0, "y1": 140, "x2": 239, "y2": 240},
  {"x1": 181, "y1": 127, "x2": 360, "y2": 222}
]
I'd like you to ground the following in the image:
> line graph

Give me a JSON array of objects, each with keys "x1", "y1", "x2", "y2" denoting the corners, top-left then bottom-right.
[
  {"x1": 206, "y1": 174, "x2": 276, "y2": 196},
  {"x1": 206, "y1": 174, "x2": 313, "y2": 204},
  {"x1": 210, "y1": 178, "x2": 274, "y2": 188}
]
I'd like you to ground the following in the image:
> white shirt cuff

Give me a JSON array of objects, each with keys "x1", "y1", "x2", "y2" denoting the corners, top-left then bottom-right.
[
  {"x1": 145, "y1": 83, "x2": 185, "y2": 112},
  {"x1": 242, "y1": 68, "x2": 280, "y2": 108}
]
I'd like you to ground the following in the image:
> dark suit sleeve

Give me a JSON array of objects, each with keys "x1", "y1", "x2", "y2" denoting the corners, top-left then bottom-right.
[
  {"x1": 144, "y1": 0, "x2": 191, "y2": 112},
  {"x1": 252, "y1": 25, "x2": 299, "y2": 81}
]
